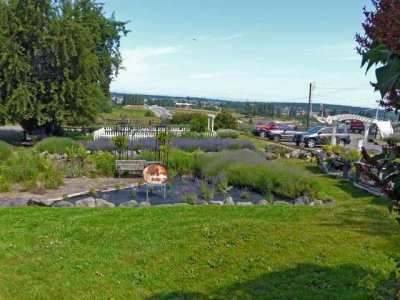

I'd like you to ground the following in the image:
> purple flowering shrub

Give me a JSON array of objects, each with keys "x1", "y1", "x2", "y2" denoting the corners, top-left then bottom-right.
[{"x1": 86, "y1": 138, "x2": 254, "y2": 153}]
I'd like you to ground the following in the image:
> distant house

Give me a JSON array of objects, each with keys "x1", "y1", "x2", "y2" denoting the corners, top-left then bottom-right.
[
  {"x1": 111, "y1": 96, "x2": 123, "y2": 104},
  {"x1": 175, "y1": 102, "x2": 193, "y2": 108}
]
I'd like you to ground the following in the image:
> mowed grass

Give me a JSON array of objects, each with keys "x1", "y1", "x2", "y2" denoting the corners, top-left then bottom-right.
[
  {"x1": 98, "y1": 106, "x2": 158, "y2": 123},
  {"x1": 0, "y1": 161, "x2": 399, "y2": 299}
]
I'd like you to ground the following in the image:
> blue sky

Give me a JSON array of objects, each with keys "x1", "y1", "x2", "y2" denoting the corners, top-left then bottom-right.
[{"x1": 103, "y1": 0, "x2": 378, "y2": 107}]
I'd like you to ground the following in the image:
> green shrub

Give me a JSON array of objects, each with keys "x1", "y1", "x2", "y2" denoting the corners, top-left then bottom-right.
[
  {"x1": 194, "y1": 150, "x2": 321, "y2": 199},
  {"x1": 145, "y1": 110, "x2": 155, "y2": 117},
  {"x1": 62, "y1": 130, "x2": 92, "y2": 141},
  {"x1": 0, "y1": 150, "x2": 64, "y2": 190},
  {"x1": 181, "y1": 192, "x2": 197, "y2": 205},
  {"x1": 0, "y1": 141, "x2": 13, "y2": 161},
  {"x1": 217, "y1": 129, "x2": 239, "y2": 139},
  {"x1": 342, "y1": 150, "x2": 362, "y2": 163},
  {"x1": 91, "y1": 152, "x2": 116, "y2": 176},
  {"x1": 199, "y1": 183, "x2": 214, "y2": 202},
  {"x1": 35, "y1": 137, "x2": 78, "y2": 154},
  {"x1": 0, "y1": 175, "x2": 11, "y2": 192}
]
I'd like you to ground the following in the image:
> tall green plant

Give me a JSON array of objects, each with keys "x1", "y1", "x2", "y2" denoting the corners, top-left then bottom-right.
[{"x1": 0, "y1": 0, "x2": 128, "y2": 135}]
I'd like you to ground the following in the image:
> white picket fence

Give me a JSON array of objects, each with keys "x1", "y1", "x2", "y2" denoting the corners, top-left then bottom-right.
[{"x1": 93, "y1": 126, "x2": 216, "y2": 141}]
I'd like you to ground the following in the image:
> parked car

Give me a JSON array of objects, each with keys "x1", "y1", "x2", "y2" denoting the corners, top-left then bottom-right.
[
  {"x1": 347, "y1": 120, "x2": 365, "y2": 134},
  {"x1": 252, "y1": 121, "x2": 295, "y2": 138},
  {"x1": 266, "y1": 124, "x2": 300, "y2": 142},
  {"x1": 293, "y1": 126, "x2": 351, "y2": 148}
]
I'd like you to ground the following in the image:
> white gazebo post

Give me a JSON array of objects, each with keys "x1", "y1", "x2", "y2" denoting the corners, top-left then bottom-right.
[
  {"x1": 331, "y1": 124, "x2": 337, "y2": 146},
  {"x1": 363, "y1": 123, "x2": 371, "y2": 148},
  {"x1": 207, "y1": 114, "x2": 216, "y2": 132}
]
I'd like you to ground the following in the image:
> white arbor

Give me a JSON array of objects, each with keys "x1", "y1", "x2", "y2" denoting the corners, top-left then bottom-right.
[
  {"x1": 315, "y1": 114, "x2": 393, "y2": 148},
  {"x1": 207, "y1": 114, "x2": 216, "y2": 132}
]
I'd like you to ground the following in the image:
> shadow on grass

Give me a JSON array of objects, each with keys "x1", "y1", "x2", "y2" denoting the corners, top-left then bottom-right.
[{"x1": 148, "y1": 263, "x2": 395, "y2": 300}]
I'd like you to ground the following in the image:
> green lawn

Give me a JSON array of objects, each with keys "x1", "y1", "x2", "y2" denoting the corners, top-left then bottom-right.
[
  {"x1": 0, "y1": 161, "x2": 398, "y2": 299},
  {"x1": 98, "y1": 106, "x2": 158, "y2": 124}
]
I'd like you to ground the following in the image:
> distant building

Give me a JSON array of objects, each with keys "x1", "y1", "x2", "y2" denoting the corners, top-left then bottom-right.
[
  {"x1": 111, "y1": 96, "x2": 123, "y2": 104},
  {"x1": 175, "y1": 102, "x2": 193, "y2": 108}
]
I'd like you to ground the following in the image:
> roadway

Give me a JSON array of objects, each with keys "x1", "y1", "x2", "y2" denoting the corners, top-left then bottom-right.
[{"x1": 147, "y1": 105, "x2": 172, "y2": 119}]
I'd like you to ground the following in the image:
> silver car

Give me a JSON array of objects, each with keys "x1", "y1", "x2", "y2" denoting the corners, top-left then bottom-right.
[{"x1": 266, "y1": 124, "x2": 300, "y2": 142}]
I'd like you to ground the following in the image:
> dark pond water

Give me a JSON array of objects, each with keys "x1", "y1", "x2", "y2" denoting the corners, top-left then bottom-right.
[{"x1": 68, "y1": 177, "x2": 271, "y2": 206}]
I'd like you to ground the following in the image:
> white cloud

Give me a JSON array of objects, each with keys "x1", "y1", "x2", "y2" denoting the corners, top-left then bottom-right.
[
  {"x1": 192, "y1": 34, "x2": 244, "y2": 42},
  {"x1": 111, "y1": 46, "x2": 184, "y2": 91},
  {"x1": 189, "y1": 70, "x2": 241, "y2": 79},
  {"x1": 217, "y1": 34, "x2": 244, "y2": 41}
]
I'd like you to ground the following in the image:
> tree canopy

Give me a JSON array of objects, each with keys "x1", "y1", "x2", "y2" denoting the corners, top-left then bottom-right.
[
  {"x1": 0, "y1": 0, "x2": 128, "y2": 135},
  {"x1": 215, "y1": 110, "x2": 237, "y2": 130},
  {"x1": 356, "y1": 0, "x2": 400, "y2": 112}
]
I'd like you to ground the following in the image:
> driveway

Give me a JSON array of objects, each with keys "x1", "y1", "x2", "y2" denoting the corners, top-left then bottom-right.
[{"x1": 278, "y1": 133, "x2": 383, "y2": 153}]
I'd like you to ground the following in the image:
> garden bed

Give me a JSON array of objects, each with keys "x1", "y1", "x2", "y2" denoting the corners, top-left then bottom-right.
[{"x1": 68, "y1": 177, "x2": 271, "y2": 206}]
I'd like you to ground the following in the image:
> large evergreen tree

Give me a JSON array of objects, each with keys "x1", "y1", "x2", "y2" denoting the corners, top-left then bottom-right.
[{"x1": 0, "y1": 0, "x2": 128, "y2": 135}]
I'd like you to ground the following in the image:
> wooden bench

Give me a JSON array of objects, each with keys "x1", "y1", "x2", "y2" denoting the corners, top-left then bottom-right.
[{"x1": 116, "y1": 160, "x2": 147, "y2": 178}]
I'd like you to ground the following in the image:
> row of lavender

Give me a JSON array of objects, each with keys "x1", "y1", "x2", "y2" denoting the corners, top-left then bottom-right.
[{"x1": 85, "y1": 138, "x2": 255, "y2": 153}]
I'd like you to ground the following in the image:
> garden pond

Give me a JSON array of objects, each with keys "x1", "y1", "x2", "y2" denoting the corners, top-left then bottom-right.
[{"x1": 67, "y1": 177, "x2": 276, "y2": 206}]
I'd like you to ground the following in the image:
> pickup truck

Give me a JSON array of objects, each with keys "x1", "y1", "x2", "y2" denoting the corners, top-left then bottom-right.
[{"x1": 293, "y1": 126, "x2": 351, "y2": 148}]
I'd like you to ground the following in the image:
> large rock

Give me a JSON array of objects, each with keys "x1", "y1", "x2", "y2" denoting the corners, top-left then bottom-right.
[
  {"x1": 258, "y1": 199, "x2": 269, "y2": 206},
  {"x1": 95, "y1": 199, "x2": 115, "y2": 208},
  {"x1": 196, "y1": 200, "x2": 209, "y2": 206},
  {"x1": 74, "y1": 197, "x2": 115, "y2": 208},
  {"x1": 264, "y1": 152, "x2": 278, "y2": 160},
  {"x1": 0, "y1": 198, "x2": 29, "y2": 208},
  {"x1": 322, "y1": 198, "x2": 334, "y2": 204},
  {"x1": 290, "y1": 150, "x2": 301, "y2": 159},
  {"x1": 224, "y1": 196, "x2": 235, "y2": 206},
  {"x1": 75, "y1": 197, "x2": 96, "y2": 208},
  {"x1": 139, "y1": 201, "x2": 151, "y2": 207},
  {"x1": 209, "y1": 201, "x2": 223, "y2": 206},
  {"x1": 294, "y1": 196, "x2": 310, "y2": 205},
  {"x1": 236, "y1": 202, "x2": 253, "y2": 206},
  {"x1": 51, "y1": 201, "x2": 74, "y2": 208},
  {"x1": 27, "y1": 199, "x2": 54, "y2": 207},
  {"x1": 310, "y1": 200, "x2": 324, "y2": 206},
  {"x1": 274, "y1": 201, "x2": 290, "y2": 205},
  {"x1": 119, "y1": 200, "x2": 139, "y2": 207}
]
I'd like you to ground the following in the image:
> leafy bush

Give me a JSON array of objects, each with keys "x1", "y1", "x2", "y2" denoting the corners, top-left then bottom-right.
[
  {"x1": 342, "y1": 150, "x2": 362, "y2": 163},
  {"x1": 62, "y1": 130, "x2": 92, "y2": 141},
  {"x1": 215, "y1": 110, "x2": 237, "y2": 130},
  {"x1": 181, "y1": 192, "x2": 197, "y2": 205},
  {"x1": 145, "y1": 110, "x2": 155, "y2": 117},
  {"x1": 189, "y1": 114, "x2": 208, "y2": 133},
  {"x1": 198, "y1": 182, "x2": 214, "y2": 202},
  {"x1": 112, "y1": 135, "x2": 128, "y2": 152},
  {"x1": 0, "y1": 150, "x2": 63, "y2": 190},
  {"x1": 217, "y1": 129, "x2": 239, "y2": 139},
  {"x1": 0, "y1": 141, "x2": 13, "y2": 161},
  {"x1": 194, "y1": 150, "x2": 321, "y2": 199},
  {"x1": 0, "y1": 175, "x2": 11, "y2": 192},
  {"x1": 35, "y1": 137, "x2": 78, "y2": 154},
  {"x1": 171, "y1": 112, "x2": 206, "y2": 127},
  {"x1": 91, "y1": 152, "x2": 116, "y2": 176}
]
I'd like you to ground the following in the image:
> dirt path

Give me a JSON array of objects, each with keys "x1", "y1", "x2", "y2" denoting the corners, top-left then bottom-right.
[{"x1": 0, "y1": 177, "x2": 139, "y2": 202}]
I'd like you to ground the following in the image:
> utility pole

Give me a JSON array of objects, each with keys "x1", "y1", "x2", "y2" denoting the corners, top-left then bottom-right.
[{"x1": 306, "y1": 82, "x2": 315, "y2": 130}]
